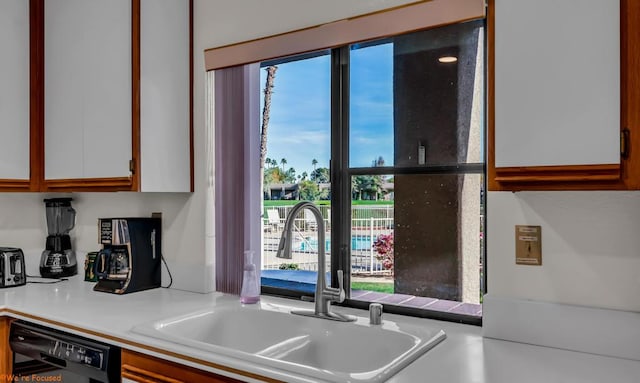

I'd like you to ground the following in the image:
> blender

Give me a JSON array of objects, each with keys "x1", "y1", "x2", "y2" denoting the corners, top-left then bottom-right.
[{"x1": 40, "y1": 198, "x2": 78, "y2": 278}]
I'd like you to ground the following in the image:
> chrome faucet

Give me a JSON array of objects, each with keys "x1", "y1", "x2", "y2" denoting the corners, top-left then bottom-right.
[{"x1": 276, "y1": 201, "x2": 355, "y2": 322}]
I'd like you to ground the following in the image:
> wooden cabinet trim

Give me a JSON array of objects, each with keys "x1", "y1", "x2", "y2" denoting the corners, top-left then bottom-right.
[
  {"x1": 131, "y1": 0, "x2": 141, "y2": 192},
  {"x1": 122, "y1": 364, "x2": 183, "y2": 383},
  {"x1": 40, "y1": 0, "x2": 139, "y2": 191},
  {"x1": 15, "y1": 0, "x2": 194, "y2": 193},
  {"x1": 189, "y1": 0, "x2": 194, "y2": 193},
  {"x1": 123, "y1": 350, "x2": 246, "y2": 383},
  {"x1": 0, "y1": 179, "x2": 32, "y2": 192},
  {"x1": 0, "y1": 317, "x2": 14, "y2": 378},
  {"x1": 488, "y1": 0, "x2": 640, "y2": 191},
  {"x1": 43, "y1": 177, "x2": 134, "y2": 192},
  {"x1": 29, "y1": 0, "x2": 44, "y2": 192},
  {"x1": 494, "y1": 164, "x2": 621, "y2": 183},
  {"x1": 620, "y1": 0, "x2": 640, "y2": 189}
]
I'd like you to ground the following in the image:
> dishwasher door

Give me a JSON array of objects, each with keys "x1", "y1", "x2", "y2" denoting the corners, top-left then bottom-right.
[{"x1": 10, "y1": 320, "x2": 120, "y2": 383}]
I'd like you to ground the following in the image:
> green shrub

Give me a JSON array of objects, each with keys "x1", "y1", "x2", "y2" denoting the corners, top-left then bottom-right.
[{"x1": 278, "y1": 263, "x2": 299, "y2": 270}]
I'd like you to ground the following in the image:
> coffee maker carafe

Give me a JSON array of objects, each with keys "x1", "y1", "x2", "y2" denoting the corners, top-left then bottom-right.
[
  {"x1": 93, "y1": 217, "x2": 161, "y2": 294},
  {"x1": 40, "y1": 198, "x2": 78, "y2": 278}
]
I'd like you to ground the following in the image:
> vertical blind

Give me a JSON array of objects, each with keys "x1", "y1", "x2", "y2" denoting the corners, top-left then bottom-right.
[{"x1": 214, "y1": 65, "x2": 260, "y2": 294}]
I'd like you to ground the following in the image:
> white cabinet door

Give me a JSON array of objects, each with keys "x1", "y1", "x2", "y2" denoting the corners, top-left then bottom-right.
[
  {"x1": 0, "y1": 0, "x2": 30, "y2": 180},
  {"x1": 494, "y1": 0, "x2": 620, "y2": 168},
  {"x1": 140, "y1": 0, "x2": 191, "y2": 192},
  {"x1": 45, "y1": 0, "x2": 132, "y2": 180}
]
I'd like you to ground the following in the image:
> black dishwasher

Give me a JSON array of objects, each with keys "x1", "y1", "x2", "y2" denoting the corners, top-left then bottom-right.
[{"x1": 10, "y1": 320, "x2": 120, "y2": 383}]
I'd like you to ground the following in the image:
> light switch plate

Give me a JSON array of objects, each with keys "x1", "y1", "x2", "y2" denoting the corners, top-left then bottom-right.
[{"x1": 515, "y1": 225, "x2": 542, "y2": 265}]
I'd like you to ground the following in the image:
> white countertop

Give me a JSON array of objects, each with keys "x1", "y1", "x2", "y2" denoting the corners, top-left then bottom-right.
[{"x1": 1, "y1": 275, "x2": 639, "y2": 383}]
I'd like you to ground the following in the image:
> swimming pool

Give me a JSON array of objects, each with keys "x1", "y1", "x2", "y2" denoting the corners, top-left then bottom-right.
[{"x1": 298, "y1": 236, "x2": 374, "y2": 251}]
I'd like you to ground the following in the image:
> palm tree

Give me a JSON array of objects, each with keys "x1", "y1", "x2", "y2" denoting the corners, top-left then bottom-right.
[
  {"x1": 312, "y1": 158, "x2": 318, "y2": 172},
  {"x1": 301, "y1": 171, "x2": 308, "y2": 181},
  {"x1": 352, "y1": 175, "x2": 384, "y2": 200},
  {"x1": 259, "y1": 66, "x2": 277, "y2": 170},
  {"x1": 310, "y1": 167, "x2": 330, "y2": 183},
  {"x1": 284, "y1": 167, "x2": 296, "y2": 183},
  {"x1": 280, "y1": 158, "x2": 287, "y2": 172}
]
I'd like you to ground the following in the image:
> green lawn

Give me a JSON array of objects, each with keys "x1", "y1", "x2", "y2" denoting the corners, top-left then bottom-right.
[
  {"x1": 350, "y1": 200, "x2": 394, "y2": 206},
  {"x1": 351, "y1": 282, "x2": 394, "y2": 294}
]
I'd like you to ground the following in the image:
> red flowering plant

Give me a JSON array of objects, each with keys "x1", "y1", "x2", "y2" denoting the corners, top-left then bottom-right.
[{"x1": 372, "y1": 232, "x2": 394, "y2": 275}]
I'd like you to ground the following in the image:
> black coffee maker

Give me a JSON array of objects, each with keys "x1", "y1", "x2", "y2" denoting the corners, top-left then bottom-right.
[
  {"x1": 93, "y1": 217, "x2": 161, "y2": 294},
  {"x1": 40, "y1": 198, "x2": 78, "y2": 278}
]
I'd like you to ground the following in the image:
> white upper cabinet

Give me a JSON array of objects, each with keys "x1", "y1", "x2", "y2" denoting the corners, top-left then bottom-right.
[
  {"x1": 45, "y1": 0, "x2": 132, "y2": 180},
  {"x1": 494, "y1": 0, "x2": 620, "y2": 168},
  {"x1": 140, "y1": 0, "x2": 191, "y2": 192},
  {"x1": 0, "y1": 1, "x2": 30, "y2": 180}
]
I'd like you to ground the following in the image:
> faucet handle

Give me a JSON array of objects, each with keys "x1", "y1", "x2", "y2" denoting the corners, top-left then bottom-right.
[
  {"x1": 369, "y1": 303, "x2": 383, "y2": 325},
  {"x1": 335, "y1": 270, "x2": 346, "y2": 303}
]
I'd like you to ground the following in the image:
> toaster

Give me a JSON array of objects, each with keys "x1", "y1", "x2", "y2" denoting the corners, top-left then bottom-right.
[{"x1": 0, "y1": 247, "x2": 26, "y2": 288}]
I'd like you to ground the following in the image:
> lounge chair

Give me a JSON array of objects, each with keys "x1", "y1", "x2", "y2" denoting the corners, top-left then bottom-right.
[
  {"x1": 266, "y1": 209, "x2": 283, "y2": 231},
  {"x1": 304, "y1": 209, "x2": 318, "y2": 231}
]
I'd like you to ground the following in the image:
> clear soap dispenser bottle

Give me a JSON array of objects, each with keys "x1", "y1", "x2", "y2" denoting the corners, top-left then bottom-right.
[{"x1": 240, "y1": 250, "x2": 260, "y2": 304}]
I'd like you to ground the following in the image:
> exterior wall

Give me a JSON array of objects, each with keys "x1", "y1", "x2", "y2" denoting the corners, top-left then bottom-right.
[{"x1": 393, "y1": 23, "x2": 481, "y2": 302}]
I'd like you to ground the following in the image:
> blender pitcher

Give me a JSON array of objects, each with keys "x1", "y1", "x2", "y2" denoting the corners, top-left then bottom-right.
[
  {"x1": 40, "y1": 198, "x2": 78, "y2": 278},
  {"x1": 46, "y1": 200, "x2": 76, "y2": 235}
]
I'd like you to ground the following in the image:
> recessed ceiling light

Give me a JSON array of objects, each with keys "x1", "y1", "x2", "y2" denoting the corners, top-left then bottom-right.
[{"x1": 438, "y1": 56, "x2": 458, "y2": 63}]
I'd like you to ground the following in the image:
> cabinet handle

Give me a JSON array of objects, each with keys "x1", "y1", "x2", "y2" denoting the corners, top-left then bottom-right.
[{"x1": 621, "y1": 129, "x2": 630, "y2": 160}]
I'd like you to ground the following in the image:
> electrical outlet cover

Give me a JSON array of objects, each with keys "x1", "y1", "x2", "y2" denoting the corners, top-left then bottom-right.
[{"x1": 515, "y1": 225, "x2": 542, "y2": 266}]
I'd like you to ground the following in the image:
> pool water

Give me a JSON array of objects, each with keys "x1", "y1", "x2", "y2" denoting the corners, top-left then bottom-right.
[{"x1": 298, "y1": 236, "x2": 374, "y2": 251}]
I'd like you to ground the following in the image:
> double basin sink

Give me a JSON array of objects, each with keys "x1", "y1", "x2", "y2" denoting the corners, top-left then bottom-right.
[{"x1": 132, "y1": 301, "x2": 446, "y2": 382}]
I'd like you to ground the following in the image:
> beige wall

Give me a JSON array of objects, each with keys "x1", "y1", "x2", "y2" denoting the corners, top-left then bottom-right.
[
  {"x1": 487, "y1": 191, "x2": 640, "y2": 311},
  {"x1": 0, "y1": 192, "x2": 208, "y2": 292},
  {"x1": 0, "y1": 0, "x2": 420, "y2": 294},
  {"x1": 6, "y1": 1, "x2": 632, "y2": 312},
  {"x1": 194, "y1": 0, "x2": 420, "y2": 293}
]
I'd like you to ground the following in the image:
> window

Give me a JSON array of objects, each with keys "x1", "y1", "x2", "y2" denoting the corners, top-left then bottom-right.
[
  {"x1": 259, "y1": 19, "x2": 485, "y2": 324},
  {"x1": 260, "y1": 51, "x2": 332, "y2": 296}
]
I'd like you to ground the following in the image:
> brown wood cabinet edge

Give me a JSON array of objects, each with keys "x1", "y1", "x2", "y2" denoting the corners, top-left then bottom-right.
[
  {"x1": 25, "y1": 0, "x2": 141, "y2": 192},
  {"x1": 43, "y1": 177, "x2": 134, "y2": 192},
  {"x1": 23, "y1": 0, "x2": 197, "y2": 194},
  {"x1": 0, "y1": 309, "x2": 282, "y2": 383},
  {"x1": 131, "y1": 0, "x2": 141, "y2": 191},
  {"x1": 0, "y1": 317, "x2": 15, "y2": 377},
  {"x1": 0, "y1": 180, "x2": 31, "y2": 192},
  {"x1": 189, "y1": 0, "x2": 194, "y2": 192},
  {"x1": 491, "y1": 164, "x2": 625, "y2": 191},
  {"x1": 494, "y1": 164, "x2": 621, "y2": 182},
  {"x1": 122, "y1": 366, "x2": 184, "y2": 383},
  {"x1": 487, "y1": 0, "x2": 640, "y2": 191},
  {"x1": 30, "y1": 0, "x2": 45, "y2": 192},
  {"x1": 131, "y1": 0, "x2": 195, "y2": 192},
  {"x1": 621, "y1": 0, "x2": 640, "y2": 189},
  {"x1": 123, "y1": 350, "x2": 244, "y2": 383}
]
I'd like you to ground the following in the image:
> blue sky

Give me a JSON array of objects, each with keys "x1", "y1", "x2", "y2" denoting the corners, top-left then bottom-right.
[{"x1": 260, "y1": 43, "x2": 394, "y2": 176}]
